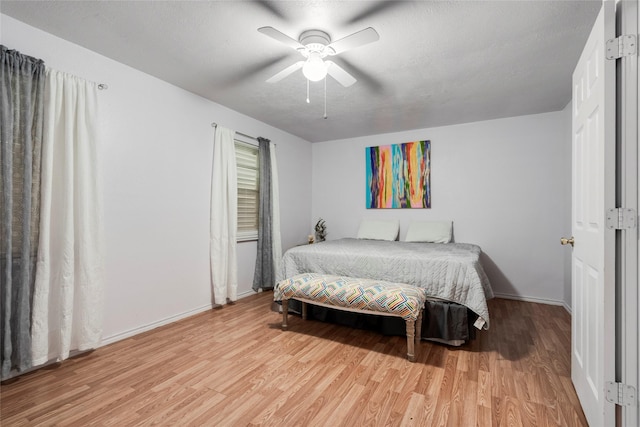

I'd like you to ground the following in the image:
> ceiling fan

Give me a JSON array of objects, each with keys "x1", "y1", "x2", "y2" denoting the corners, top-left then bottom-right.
[{"x1": 258, "y1": 26, "x2": 380, "y2": 87}]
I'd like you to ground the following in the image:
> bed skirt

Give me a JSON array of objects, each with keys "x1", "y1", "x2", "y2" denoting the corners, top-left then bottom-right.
[{"x1": 284, "y1": 299, "x2": 476, "y2": 344}]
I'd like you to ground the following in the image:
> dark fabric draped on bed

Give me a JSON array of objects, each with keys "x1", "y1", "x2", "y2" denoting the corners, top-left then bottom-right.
[
  {"x1": 422, "y1": 300, "x2": 474, "y2": 341},
  {"x1": 286, "y1": 299, "x2": 476, "y2": 343},
  {"x1": 252, "y1": 137, "x2": 275, "y2": 291},
  {"x1": 1, "y1": 46, "x2": 46, "y2": 378}
]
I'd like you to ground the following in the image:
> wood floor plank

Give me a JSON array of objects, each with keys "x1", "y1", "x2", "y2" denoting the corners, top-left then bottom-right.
[
  {"x1": 0, "y1": 294, "x2": 587, "y2": 426},
  {"x1": 399, "y1": 392, "x2": 426, "y2": 426}
]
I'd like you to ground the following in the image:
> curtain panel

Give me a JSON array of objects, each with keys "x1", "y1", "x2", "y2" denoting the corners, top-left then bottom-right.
[
  {"x1": 269, "y1": 142, "x2": 282, "y2": 285},
  {"x1": 31, "y1": 69, "x2": 105, "y2": 366},
  {"x1": 252, "y1": 138, "x2": 282, "y2": 291},
  {"x1": 0, "y1": 46, "x2": 45, "y2": 378},
  {"x1": 210, "y1": 126, "x2": 238, "y2": 304}
]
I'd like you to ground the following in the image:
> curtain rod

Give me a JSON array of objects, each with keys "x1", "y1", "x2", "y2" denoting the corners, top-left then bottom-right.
[{"x1": 211, "y1": 122, "x2": 258, "y2": 141}]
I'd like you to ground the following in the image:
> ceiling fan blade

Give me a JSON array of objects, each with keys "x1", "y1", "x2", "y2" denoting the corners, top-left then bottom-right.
[
  {"x1": 325, "y1": 61, "x2": 357, "y2": 87},
  {"x1": 327, "y1": 27, "x2": 379, "y2": 55},
  {"x1": 335, "y1": 57, "x2": 384, "y2": 94},
  {"x1": 258, "y1": 26, "x2": 304, "y2": 51},
  {"x1": 221, "y1": 54, "x2": 291, "y2": 86},
  {"x1": 266, "y1": 61, "x2": 304, "y2": 83}
]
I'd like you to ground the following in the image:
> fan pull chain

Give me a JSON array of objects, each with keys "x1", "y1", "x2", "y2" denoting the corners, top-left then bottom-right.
[
  {"x1": 323, "y1": 76, "x2": 327, "y2": 119},
  {"x1": 306, "y1": 79, "x2": 310, "y2": 104}
]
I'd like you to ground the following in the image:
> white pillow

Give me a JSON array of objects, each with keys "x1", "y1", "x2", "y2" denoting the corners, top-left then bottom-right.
[
  {"x1": 357, "y1": 219, "x2": 400, "y2": 241},
  {"x1": 404, "y1": 221, "x2": 452, "y2": 243}
]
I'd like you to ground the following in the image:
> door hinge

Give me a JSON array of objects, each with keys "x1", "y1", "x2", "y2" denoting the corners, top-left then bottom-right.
[
  {"x1": 605, "y1": 382, "x2": 636, "y2": 406},
  {"x1": 606, "y1": 208, "x2": 637, "y2": 230},
  {"x1": 606, "y1": 35, "x2": 637, "y2": 60}
]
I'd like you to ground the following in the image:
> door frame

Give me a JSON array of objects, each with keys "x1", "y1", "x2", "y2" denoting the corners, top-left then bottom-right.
[{"x1": 616, "y1": 1, "x2": 639, "y2": 426}]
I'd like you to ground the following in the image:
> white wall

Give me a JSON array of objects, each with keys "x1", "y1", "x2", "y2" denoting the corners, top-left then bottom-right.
[
  {"x1": 2, "y1": 15, "x2": 312, "y2": 342},
  {"x1": 312, "y1": 112, "x2": 570, "y2": 304}
]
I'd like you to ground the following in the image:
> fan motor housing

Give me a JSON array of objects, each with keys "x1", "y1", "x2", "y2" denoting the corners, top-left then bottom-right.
[{"x1": 299, "y1": 30, "x2": 332, "y2": 54}]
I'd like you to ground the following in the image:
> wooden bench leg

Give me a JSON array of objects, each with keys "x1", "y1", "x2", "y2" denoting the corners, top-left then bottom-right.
[
  {"x1": 302, "y1": 301, "x2": 308, "y2": 320},
  {"x1": 416, "y1": 309, "x2": 423, "y2": 344},
  {"x1": 282, "y1": 300, "x2": 289, "y2": 330},
  {"x1": 405, "y1": 319, "x2": 416, "y2": 362}
]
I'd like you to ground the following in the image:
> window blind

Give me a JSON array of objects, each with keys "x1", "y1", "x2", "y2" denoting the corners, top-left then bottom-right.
[{"x1": 235, "y1": 141, "x2": 259, "y2": 241}]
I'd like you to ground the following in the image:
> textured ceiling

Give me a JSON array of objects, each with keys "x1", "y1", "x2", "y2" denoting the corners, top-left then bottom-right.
[{"x1": 2, "y1": 1, "x2": 601, "y2": 142}]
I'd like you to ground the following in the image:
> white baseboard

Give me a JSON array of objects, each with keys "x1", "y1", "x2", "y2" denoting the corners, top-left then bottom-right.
[
  {"x1": 492, "y1": 292, "x2": 566, "y2": 307},
  {"x1": 101, "y1": 289, "x2": 258, "y2": 347},
  {"x1": 237, "y1": 289, "x2": 258, "y2": 299}
]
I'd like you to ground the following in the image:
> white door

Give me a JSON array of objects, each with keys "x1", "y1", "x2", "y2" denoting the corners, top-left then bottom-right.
[{"x1": 570, "y1": 1, "x2": 616, "y2": 426}]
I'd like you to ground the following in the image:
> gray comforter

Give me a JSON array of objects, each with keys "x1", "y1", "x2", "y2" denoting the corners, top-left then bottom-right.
[{"x1": 277, "y1": 238, "x2": 494, "y2": 328}]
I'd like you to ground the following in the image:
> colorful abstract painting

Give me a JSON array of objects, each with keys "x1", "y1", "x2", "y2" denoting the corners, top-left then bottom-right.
[{"x1": 366, "y1": 140, "x2": 431, "y2": 209}]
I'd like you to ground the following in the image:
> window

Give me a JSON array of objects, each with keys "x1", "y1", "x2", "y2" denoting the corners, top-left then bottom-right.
[{"x1": 235, "y1": 141, "x2": 259, "y2": 241}]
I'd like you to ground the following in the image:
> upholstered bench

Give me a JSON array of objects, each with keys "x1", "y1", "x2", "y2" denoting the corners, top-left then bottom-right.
[{"x1": 274, "y1": 273, "x2": 427, "y2": 362}]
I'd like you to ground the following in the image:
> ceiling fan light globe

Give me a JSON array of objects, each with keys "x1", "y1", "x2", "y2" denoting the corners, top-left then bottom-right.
[{"x1": 302, "y1": 56, "x2": 327, "y2": 81}]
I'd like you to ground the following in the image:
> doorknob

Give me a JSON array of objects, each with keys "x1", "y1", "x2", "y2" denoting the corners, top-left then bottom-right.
[{"x1": 560, "y1": 237, "x2": 574, "y2": 247}]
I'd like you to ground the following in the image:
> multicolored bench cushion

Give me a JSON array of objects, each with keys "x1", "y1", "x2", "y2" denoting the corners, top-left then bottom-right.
[{"x1": 274, "y1": 273, "x2": 427, "y2": 321}]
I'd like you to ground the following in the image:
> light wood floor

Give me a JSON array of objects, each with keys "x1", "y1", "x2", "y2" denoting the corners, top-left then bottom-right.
[{"x1": 1, "y1": 292, "x2": 587, "y2": 426}]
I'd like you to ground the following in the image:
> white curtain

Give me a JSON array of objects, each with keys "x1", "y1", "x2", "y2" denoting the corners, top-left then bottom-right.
[
  {"x1": 31, "y1": 69, "x2": 105, "y2": 366},
  {"x1": 210, "y1": 126, "x2": 238, "y2": 304},
  {"x1": 269, "y1": 143, "x2": 282, "y2": 280}
]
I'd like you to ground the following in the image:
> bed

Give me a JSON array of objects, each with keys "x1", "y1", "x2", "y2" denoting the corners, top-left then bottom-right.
[{"x1": 276, "y1": 237, "x2": 494, "y2": 344}]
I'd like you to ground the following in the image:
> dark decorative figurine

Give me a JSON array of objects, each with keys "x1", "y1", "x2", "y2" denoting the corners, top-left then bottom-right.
[{"x1": 315, "y1": 218, "x2": 327, "y2": 242}]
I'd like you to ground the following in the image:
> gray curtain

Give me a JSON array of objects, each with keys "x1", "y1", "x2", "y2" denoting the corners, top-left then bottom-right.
[
  {"x1": 252, "y1": 137, "x2": 274, "y2": 291},
  {"x1": 0, "y1": 46, "x2": 45, "y2": 378}
]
